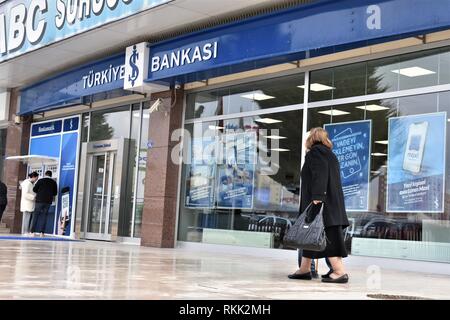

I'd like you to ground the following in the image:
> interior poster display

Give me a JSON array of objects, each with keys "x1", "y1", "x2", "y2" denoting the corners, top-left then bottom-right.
[
  {"x1": 324, "y1": 120, "x2": 371, "y2": 211},
  {"x1": 387, "y1": 112, "x2": 446, "y2": 213},
  {"x1": 216, "y1": 132, "x2": 257, "y2": 209},
  {"x1": 185, "y1": 137, "x2": 217, "y2": 208}
]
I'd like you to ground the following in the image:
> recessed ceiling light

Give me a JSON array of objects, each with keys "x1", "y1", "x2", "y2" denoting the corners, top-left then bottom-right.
[
  {"x1": 208, "y1": 125, "x2": 224, "y2": 130},
  {"x1": 264, "y1": 135, "x2": 287, "y2": 140},
  {"x1": 375, "y1": 140, "x2": 388, "y2": 145},
  {"x1": 255, "y1": 118, "x2": 282, "y2": 124},
  {"x1": 318, "y1": 109, "x2": 350, "y2": 116},
  {"x1": 371, "y1": 153, "x2": 387, "y2": 156},
  {"x1": 271, "y1": 148, "x2": 290, "y2": 152},
  {"x1": 298, "y1": 83, "x2": 336, "y2": 92},
  {"x1": 391, "y1": 66, "x2": 436, "y2": 77},
  {"x1": 241, "y1": 91, "x2": 275, "y2": 101},
  {"x1": 355, "y1": 104, "x2": 390, "y2": 112}
]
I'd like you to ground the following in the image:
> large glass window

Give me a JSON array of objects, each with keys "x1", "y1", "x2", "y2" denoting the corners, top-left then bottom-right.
[
  {"x1": 186, "y1": 74, "x2": 305, "y2": 119},
  {"x1": 310, "y1": 47, "x2": 450, "y2": 102},
  {"x1": 179, "y1": 47, "x2": 450, "y2": 263},
  {"x1": 179, "y1": 104, "x2": 303, "y2": 248}
]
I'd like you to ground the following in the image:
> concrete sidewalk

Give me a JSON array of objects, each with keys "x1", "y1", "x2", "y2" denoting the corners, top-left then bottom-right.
[{"x1": 0, "y1": 238, "x2": 448, "y2": 300}]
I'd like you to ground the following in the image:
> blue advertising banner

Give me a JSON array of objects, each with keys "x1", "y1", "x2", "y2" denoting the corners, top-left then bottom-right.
[
  {"x1": 0, "y1": 0, "x2": 171, "y2": 63},
  {"x1": 29, "y1": 116, "x2": 80, "y2": 236},
  {"x1": 57, "y1": 131, "x2": 78, "y2": 235},
  {"x1": 216, "y1": 133, "x2": 256, "y2": 209},
  {"x1": 387, "y1": 112, "x2": 447, "y2": 213},
  {"x1": 325, "y1": 120, "x2": 371, "y2": 212},
  {"x1": 185, "y1": 137, "x2": 217, "y2": 209}
]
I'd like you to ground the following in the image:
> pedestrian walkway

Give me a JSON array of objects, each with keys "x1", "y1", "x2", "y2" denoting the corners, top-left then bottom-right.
[{"x1": 0, "y1": 239, "x2": 448, "y2": 300}]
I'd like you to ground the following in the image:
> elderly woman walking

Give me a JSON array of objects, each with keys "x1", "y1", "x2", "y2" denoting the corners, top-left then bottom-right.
[{"x1": 289, "y1": 127, "x2": 350, "y2": 283}]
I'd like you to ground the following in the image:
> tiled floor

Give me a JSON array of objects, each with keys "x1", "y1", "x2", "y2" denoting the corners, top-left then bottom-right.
[{"x1": 0, "y1": 239, "x2": 449, "y2": 300}]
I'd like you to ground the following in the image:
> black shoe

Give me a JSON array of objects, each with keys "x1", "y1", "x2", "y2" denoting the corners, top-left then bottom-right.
[
  {"x1": 311, "y1": 271, "x2": 319, "y2": 279},
  {"x1": 321, "y1": 270, "x2": 333, "y2": 279},
  {"x1": 288, "y1": 272, "x2": 312, "y2": 280},
  {"x1": 321, "y1": 274, "x2": 349, "y2": 283}
]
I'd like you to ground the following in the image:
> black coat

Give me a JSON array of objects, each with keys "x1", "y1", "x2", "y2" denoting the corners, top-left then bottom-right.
[
  {"x1": 33, "y1": 177, "x2": 58, "y2": 204},
  {"x1": 300, "y1": 143, "x2": 349, "y2": 228},
  {"x1": 0, "y1": 181, "x2": 7, "y2": 206}
]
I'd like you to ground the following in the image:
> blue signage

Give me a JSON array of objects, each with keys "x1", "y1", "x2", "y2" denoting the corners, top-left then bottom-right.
[
  {"x1": 57, "y1": 132, "x2": 79, "y2": 236},
  {"x1": 29, "y1": 116, "x2": 81, "y2": 236},
  {"x1": 31, "y1": 120, "x2": 62, "y2": 137},
  {"x1": 325, "y1": 120, "x2": 371, "y2": 212},
  {"x1": 145, "y1": 0, "x2": 450, "y2": 83},
  {"x1": 19, "y1": 0, "x2": 450, "y2": 115},
  {"x1": 387, "y1": 112, "x2": 446, "y2": 213},
  {"x1": 63, "y1": 117, "x2": 79, "y2": 132},
  {"x1": 0, "y1": 0, "x2": 171, "y2": 63},
  {"x1": 20, "y1": 54, "x2": 125, "y2": 115}
]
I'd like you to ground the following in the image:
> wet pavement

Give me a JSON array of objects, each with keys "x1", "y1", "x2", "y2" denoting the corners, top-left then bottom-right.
[{"x1": 0, "y1": 239, "x2": 449, "y2": 300}]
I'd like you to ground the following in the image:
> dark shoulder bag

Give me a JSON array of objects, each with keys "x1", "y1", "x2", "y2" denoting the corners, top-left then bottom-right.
[{"x1": 283, "y1": 203, "x2": 327, "y2": 251}]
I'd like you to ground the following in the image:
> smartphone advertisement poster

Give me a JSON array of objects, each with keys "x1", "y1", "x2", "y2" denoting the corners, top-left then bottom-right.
[
  {"x1": 325, "y1": 120, "x2": 371, "y2": 211},
  {"x1": 387, "y1": 112, "x2": 446, "y2": 213}
]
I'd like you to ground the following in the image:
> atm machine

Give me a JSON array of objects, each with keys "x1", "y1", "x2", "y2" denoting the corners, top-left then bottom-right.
[{"x1": 5, "y1": 155, "x2": 60, "y2": 235}]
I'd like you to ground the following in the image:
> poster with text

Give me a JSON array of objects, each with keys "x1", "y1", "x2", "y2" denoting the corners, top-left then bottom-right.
[
  {"x1": 387, "y1": 112, "x2": 446, "y2": 213},
  {"x1": 185, "y1": 137, "x2": 217, "y2": 208},
  {"x1": 325, "y1": 120, "x2": 371, "y2": 211},
  {"x1": 216, "y1": 132, "x2": 256, "y2": 209}
]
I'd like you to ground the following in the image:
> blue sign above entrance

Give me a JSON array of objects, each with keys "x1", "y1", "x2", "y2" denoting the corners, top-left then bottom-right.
[
  {"x1": 19, "y1": 0, "x2": 450, "y2": 115},
  {"x1": 145, "y1": 0, "x2": 450, "y2": 83}
]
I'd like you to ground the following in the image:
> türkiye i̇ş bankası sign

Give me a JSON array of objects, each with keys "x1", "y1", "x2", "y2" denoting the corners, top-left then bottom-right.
[{"x1": 0, "y1": 0, "x2": 171, "y2": 62}]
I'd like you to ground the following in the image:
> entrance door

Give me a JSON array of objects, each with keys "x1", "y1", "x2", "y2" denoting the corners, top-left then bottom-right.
[
  {"x1": 77, "y1": 139, "x2": 129, "y2": 241},
  {"x1": 85, "y1": 152, "x2": 116, "y2": 240}
]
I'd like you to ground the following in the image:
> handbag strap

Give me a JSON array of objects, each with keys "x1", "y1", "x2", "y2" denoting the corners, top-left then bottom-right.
[{"x1": 296, "y1": 202, "x2": 324, "y2": 219}]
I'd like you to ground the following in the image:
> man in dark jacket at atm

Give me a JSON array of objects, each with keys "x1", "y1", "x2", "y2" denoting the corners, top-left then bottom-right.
[{"x1": 31, "y1": 171, "x2": 58, "y2": 237}]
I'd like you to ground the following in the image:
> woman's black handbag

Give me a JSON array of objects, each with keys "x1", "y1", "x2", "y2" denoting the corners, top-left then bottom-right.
[{"x1": 283, "y1": 203, "x2": 327, "y2": 251}]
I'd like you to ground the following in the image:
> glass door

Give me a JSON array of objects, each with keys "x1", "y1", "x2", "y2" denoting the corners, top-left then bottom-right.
[{"x1": 85, "y1": 152, "x2": 116, "y2": 240}]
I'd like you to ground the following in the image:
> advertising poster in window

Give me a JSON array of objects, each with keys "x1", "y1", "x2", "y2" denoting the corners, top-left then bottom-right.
[
  {"x1": 216, "y1": 132, "x2": 256, "y2": 209},
  {"x1": 325, "y1": 120, "x2": 371, "y2": 211},
  {"x1": 387, "y1": 112, "x2": 446, "y2": 213},
  {"x1": 185, "y1": 137, "x2": 217, "y2": 208}
]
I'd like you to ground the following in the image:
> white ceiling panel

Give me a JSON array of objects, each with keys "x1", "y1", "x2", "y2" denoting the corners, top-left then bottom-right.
[{"x1": 0, "y1": 0, "x2": 277, "y2": 90}]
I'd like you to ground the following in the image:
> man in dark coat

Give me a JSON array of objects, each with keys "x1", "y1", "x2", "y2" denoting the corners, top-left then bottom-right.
[
  {"x1": 31, "y1": 171, "x2": 58, "y2": 236},
  {"x1": 0, "y1": 180, "x2": 7, "y2": 223}
]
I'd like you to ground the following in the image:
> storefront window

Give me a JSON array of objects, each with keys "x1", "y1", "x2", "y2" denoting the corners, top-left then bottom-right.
[
  {"x1": 179, "y1": 48, "x2": 450, "y2": 262},
  {"x1": 186, "y1": 74, "x2": 305, "y2": 119},
  {"x1": 310, "y1": 47, "x2": 450, "y2": 102},
  {"x1": 89, "y1": 106, "x2": 131, "y2": 141},
  {"x1": 308, "y1": 92, "x2": 450, "y2": 261},
  {"x1": 179, "y1": 108, "x2": 303, "y2": 248}
]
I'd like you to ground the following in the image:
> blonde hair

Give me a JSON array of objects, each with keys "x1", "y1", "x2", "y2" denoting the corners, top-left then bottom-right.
[{"x1": 305, "y1": 127, "x2": 333, "y2": 150}]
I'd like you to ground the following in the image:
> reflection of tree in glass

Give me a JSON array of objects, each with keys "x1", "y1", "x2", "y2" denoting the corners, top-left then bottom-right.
[{"x1": 89, "y1": 113, "x2": 114, "y2": 140}]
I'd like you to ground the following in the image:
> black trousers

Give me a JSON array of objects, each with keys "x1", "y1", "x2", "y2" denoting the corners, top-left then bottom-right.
[
  {"x1": 32, "y1": 203, "x2": 51, "y2": 234},
  {"x1": 0, "y1": 204, "x2": 6, "y2": 223}
]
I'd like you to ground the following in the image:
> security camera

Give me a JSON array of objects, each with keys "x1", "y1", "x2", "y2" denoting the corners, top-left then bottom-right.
[{"x1": 149, "y1": 98, "x2": 164, "y2": 114}]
